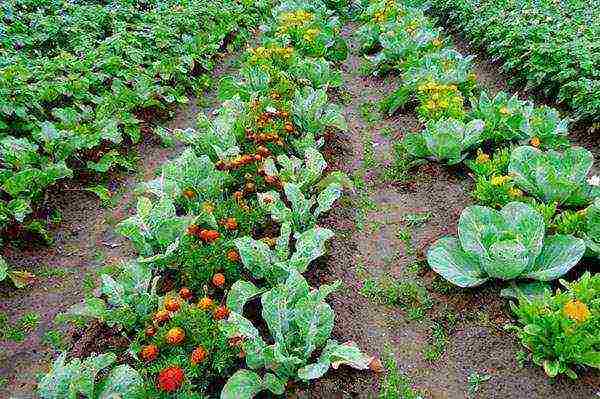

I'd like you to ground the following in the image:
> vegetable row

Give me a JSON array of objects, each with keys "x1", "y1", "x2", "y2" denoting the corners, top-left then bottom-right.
[
  {"x1": 427, "y1": 0, "x2": 600, "y2": 122},
  {"x1": 0, "y1": 0, "x2": 263, "y2": 241},
  {"x1": 357, "y1": 0, "x2": 600, "y2": 380},
  {"x1": 38, "y1": 1, "x2": 377, "y2": 398}
]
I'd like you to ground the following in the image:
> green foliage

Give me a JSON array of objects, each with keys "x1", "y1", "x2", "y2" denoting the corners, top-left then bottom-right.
[
  {"x1": 63, "y1": 261, "x2": 159, "y2": 332},
  {"x1": 428, "y1": 0, "x2": 600, "y2": 122},
  {"x1": 220, "y1": 272, "x2": 373, "y2": 399},
  {"x1": 508, "y1": 146, "x2": 598, "y2": 207},
  {"x1": 427, "y1": 202, "x2": 586, "y2": 287},
  {"x1": 403, "y1": 118, "x2": 484, "y2": 165},
  {"x1": 510, "y1": 272, "x2": 600, "y2": 378},
  {"x1": 0, "y1": 0, "x2": 264, "y2": 230},
  {"x1": 38, "y1": 353, "x2": 144, "y2": 399}
]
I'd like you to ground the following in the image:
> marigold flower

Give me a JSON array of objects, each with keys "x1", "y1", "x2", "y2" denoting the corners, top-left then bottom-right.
[
  {"x1": 475, "y1": 152, "x2": 490, "y2": 164},
  {"x1": 157, "y1": 366, "x2": 184, "y2": 392},
  {"x1": 491, "y1": 175, "x2": 510, "y2": 186},
  {"x1": 530, "y1": 136, "x2": 541, "y2": 148},
  {"x1": 563, "y1": 299, "x2": 590, "y2": 323},
  {"x1": 499, "y1": 106, "x2": 510, "y2": 115},
  {"x1": 508, "y1": 187, "x2": 523, "y2": 197}
]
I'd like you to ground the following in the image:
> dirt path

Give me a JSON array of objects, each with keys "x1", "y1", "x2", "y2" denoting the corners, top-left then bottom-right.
[
  {"x1": 0, "y1": 50, "x2": 243, "y2": 397},
  {"x1": 307, "y1": 24, "x2": 600, "y2": 399}
]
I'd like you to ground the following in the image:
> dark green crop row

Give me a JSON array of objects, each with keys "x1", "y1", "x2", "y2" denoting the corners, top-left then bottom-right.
[
  {"x1": 0, "y1": 0, "x2": 263, "y2": 236},
  {"x1": 427, "y1": 0, "x2": 600, "y2": 123}
]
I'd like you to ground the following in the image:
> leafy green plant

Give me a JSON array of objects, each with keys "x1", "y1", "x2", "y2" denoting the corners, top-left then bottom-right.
[
  {"x1": 429, "y1": 0, "x2": 600, "y2": 122},
  {"x1": 404, "y1": 118, "x2": 484, "y2": 165},
  {"x1": 116, "y1": 196, "x2": 189, "y2": 261},
  {"x1": 258, "y1": 181, "x2": 342, "y2": 232},
  {"x1": 234, "y1": 223, "x2": 334, "y2": 285},
  {"x1": 220, "y1": 271, "x2": 374, "y2": 399},
  {"x1": 508, "y1": 146, "x2": 598, "y2": 207},
  {"x1": 64, "y1": 261, "x2": 159, "y2": 332},
  {"x1": 469, "y1": 91, "x2": 531, "y2": 143},
  {"x1": 427, "y1": 202, "x2": 586, "y2": 287},
  {"x1": 38, "y1": 353, "x2": 144, "y2": 399},
  {"x1": 510, "y1": 272, "x2": 600, "y2": 379}
]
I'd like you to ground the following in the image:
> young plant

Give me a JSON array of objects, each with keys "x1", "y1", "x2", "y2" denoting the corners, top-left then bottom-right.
[
  {"x1": 510, "y1": 272, "x2": 600, "y2": 379},
  {"x1": 63, "y1": 261, "x2": 159, "y2": 332},
  {"x1": 220, "y1": 271, "x2": 374, "y2": 399},
  {"x1": 234, "y1": 222, "x2": 334, "y2": 285},
  {"x1": 403, "y1": 118, "x2": 484, "y2": 165},
  {"x1": 38, "y1": 353, "x2": 144, "y2": 399},
  {"x1": 258, "y1": 181, "x2": 342, "y2": 232},
  {"x1": 427, "y1": 202, "x2": 586, "y2": 287},
  {"x1": 469, "y1": 91, "x2": 531, "y2": 142}
]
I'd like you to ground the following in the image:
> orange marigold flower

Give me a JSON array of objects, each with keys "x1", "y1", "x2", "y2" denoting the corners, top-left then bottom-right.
[
  {"x1": 530, "y1": 136, "x2": 541, "y2": 148},
  {"x1": 563, "y1": 299, "x2": 590, "y2": 323},
  {"x1": 157, "y1": 366, "x2": 184, "y2": 392}
]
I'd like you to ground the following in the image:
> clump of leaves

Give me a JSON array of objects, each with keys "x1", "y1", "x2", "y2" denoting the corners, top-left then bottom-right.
[
  {"x1": 510, "y1": 272, "x2": 600, "y2": 379},
  {"x1": 220, "y1": 271, "x2": 375, "y2": 399},
  {"x1": 427, "y1": 202, "x2": 586, "y2": 287}
]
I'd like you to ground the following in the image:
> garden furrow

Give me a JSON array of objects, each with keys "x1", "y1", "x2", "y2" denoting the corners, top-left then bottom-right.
[
  {"x1": 0, "y1": 50, "x2": 243, "y2": 397},
  {"x1": 306, "y1": 22, "x2": 600, "y2": 398}
]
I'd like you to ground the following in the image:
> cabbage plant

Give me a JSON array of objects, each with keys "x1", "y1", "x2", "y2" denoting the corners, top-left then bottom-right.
[
  {"x1": 38, "y1": 353, "x2": 144, "y2": 399},
  {"x1": 403, "y1": 118, "x2": 484, "y2": 165},
  {"x1": 428, "y1": 202, "x2": 586, "y2": 287},
  {"x1": 234, "y1": 223, "x2": 334, "y2": 285},
  {"x1": 220, "y1": 271, "x2": 373, "y2": 399},
  {"x1": 508, "y1": 146, "x2": 598, "y2": 207},
  {"x1": 258, "y1": 181, "x2": 342, "y2": 232}
]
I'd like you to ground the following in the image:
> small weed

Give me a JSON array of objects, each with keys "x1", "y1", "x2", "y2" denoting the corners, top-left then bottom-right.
[
  {"x1": 42, "y1": 330, "x2": 67, "y2": 351},
  {"x1": 381, "y1": 142, "x2": 421, "y2": 184},
  {"x1": 359, "y1": 101, "x2": 380, "y2": 125},
  {"x1": 467, "y1": 372, "x2": 491, "y2": 396},
  {"x1": 423, "y1": 322, "x2": 447, "y2": 361},
  {"x1": 378, "y1": 347, "x2": 424, "y2": 399},
  {"x1": 515, "y1": 350, "x2": 528, "y2": 368},
  {"x1": 36, "y1": 265, "x2": 71, "y2": 279},
  {"x1": 361, "y1": 277, "x2": 432, "y2": 320},
  {"x1": 0, "y1": 312, "x2": 41, "y2": 343}
]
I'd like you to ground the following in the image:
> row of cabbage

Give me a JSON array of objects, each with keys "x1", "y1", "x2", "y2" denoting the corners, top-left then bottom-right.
[
  {"x1": 37, "y1": 1, "x2": 377, "y2": 398},
  {"x1": 357, "y1": 0, "x2": 600, "y2": 380},
  {"x1": 0, "y1": 0, "x2": 264, "y2": 246}
]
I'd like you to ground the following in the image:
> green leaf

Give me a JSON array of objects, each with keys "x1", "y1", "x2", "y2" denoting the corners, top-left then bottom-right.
[
  {"x1": 234, "y1": 237, "x2": 273, "y2": 280},
  {"x1": 543, "y1": 359, "x2": 560, "y2": 378},
  {"x1": 580, "y1": 352, "x2": 600, "y2": 369},
  {"x1": 227, "y1": 280, "x2": 265, "y2": 314},
  {"x1": 527, "y1": 234, "x2": 585, "y2": 280},
  {"x1": 97, "y1": 365, "x2": 145, "y2": 399},
  {"x1": 427, "y1": 236, "x2": 488, "y2": 287},
  {"x1": 221, "y1": 370, "x2": 264, "y2": 399},
  {"x1": 297, "y1": 340, "x2": 372, "y2": 381},
  {"x1": 290, "y1": 227, "x2": 335, "y2": 272}
]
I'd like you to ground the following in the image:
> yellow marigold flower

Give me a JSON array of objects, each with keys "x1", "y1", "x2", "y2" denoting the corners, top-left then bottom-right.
[
  {"x1": 202, "y1": 202, "x2": 215, "y2": 214},
  {"x1": 530, "y1": 136, "x2": 541, "y2": 147},
  {"x1": 491, "y1": 175, "x2": 510, "y2": 186},
  {"x1": 475, "y1": 152, "x2": 490, "y2": 164},
  {"x1": 499, "y1": 106, "x2": 510, "y2": 115},
  {"x1": 425, "y1": 99, "x2": 436, "y2": 110},
  {"x1": 432, "y1": 37, "x2": 442, "y2": 47},
  {"x1": 563, "y1": 299, "x2": 590, "y2": 323},
  {"x1": 508, "y1": 187, "x2": 523, "y2": 197}
]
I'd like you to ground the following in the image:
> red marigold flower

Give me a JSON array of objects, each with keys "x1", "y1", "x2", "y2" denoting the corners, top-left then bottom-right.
[{"x1": 157, "y1": 366, "x2": 184, "y2": 392}]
